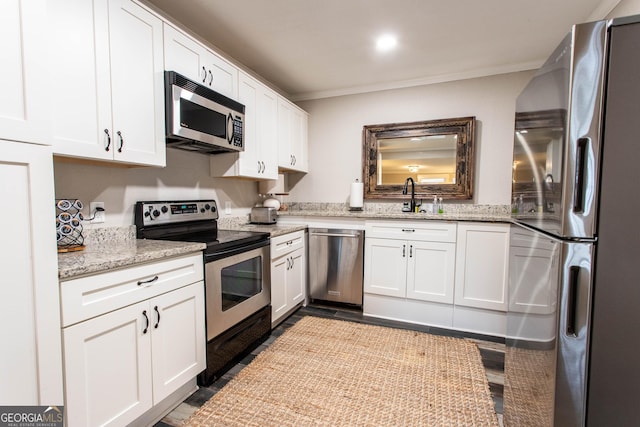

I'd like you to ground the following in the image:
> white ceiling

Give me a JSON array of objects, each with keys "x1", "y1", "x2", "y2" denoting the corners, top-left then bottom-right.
[{"x1": 144, "y1": 0, "x2": 621, "y2": 100}]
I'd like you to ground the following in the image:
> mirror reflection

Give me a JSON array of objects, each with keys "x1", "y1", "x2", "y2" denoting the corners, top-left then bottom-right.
[
  {"x1": 363, "y1": 117, "x2": 476, "y2": 200},
  {"x1": 377, "y1": 134, "x2": 458, "y2": 185}
]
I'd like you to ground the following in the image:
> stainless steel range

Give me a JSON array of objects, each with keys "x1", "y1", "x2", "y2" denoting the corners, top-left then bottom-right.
[{"x1": 134, "y1": 200, "x2": 271, "y2": 385}]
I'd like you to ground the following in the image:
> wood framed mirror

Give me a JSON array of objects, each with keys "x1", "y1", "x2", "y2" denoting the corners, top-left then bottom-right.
[{"x1": 362, "y1": 116, "x2": 476, "y2": 200}]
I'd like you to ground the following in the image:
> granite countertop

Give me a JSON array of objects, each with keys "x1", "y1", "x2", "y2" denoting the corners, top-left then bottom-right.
[
  {"x1": 220, "y1": 223, "x2": 308, "y2": 237},
  {"x1": 58, "y1": 239, "x2": 206, "y2": 280},
  {"x1": 272, "y1": 202, "x2": 511, "y2": 223},
  {"x1": 277, "y1": 210, "x2": 510, "y2": 223}
]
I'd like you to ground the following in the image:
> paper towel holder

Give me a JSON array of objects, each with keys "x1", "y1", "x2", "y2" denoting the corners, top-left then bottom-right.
[{"x1": 349, "y1": 178, "x2": 364, "y2": 212}]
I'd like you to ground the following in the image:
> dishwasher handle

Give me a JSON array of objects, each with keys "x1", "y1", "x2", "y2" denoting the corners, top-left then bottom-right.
[{"x1": 310, "y1": 231, "x2": 361, "y2": 238}]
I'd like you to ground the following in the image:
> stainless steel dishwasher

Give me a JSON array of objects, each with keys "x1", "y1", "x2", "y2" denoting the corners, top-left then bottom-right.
[{"x1": 308, "y1": 228, "x2": 364, "y2": 306}]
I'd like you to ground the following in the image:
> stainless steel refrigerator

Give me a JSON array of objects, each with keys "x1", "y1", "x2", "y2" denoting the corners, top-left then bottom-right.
[{"x1": 505, "y1": 15, "x2": 640, "y2": 426}]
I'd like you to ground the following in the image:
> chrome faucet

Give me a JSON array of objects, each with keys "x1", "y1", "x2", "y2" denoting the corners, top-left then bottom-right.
[{"x1": 402, "y1": 177, "x2": 416, "y2": 212}]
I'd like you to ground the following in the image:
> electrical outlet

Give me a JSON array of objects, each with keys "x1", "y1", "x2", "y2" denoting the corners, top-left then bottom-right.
[{"x1": 89, "y1": 202, "x2": 105, "y2": 223}]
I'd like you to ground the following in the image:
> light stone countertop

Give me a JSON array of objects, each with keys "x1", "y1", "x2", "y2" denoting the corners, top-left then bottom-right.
[
  {"x1": 220, "y1": 223, "x2": 308, "y2": 237},
  {"x1": 58, "y1": 237, "x2": 205, "y2": 280},
  {"x1": 277, "y1": 210, "x2": 510, "y2": 223}
]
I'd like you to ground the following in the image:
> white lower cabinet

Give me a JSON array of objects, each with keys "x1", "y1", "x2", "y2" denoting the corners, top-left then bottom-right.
[
  {"x1": 271, "y1": 231, "x2": 306, "y2": 326},
  {"x1": 453, "y1": 222, "x2": 510, "y2": 336},
  {"x1": 61, "y1": 253, "x2": 205, "y2": 427},
  {"x1": 364, "y1": 221, "x2": 456, "y2": 304},
  {"x1": 363, "y1": 220, "x2": 510, "y2": 337}
]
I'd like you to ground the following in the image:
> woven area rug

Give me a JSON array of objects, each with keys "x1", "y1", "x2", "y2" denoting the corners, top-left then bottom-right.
[{"x1": 185, "y1": 316, "x2": 498, "y2": 426}]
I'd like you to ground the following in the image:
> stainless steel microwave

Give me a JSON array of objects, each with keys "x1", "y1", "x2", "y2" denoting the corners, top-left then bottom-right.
[{"x1": 165, "y1": 71, "x2": 245, "y2": 154}]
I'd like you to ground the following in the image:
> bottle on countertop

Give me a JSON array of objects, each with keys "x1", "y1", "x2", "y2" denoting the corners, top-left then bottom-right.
[
  {"x1": 432, "y1": 195, "x2": 438, "y2": 214},
  {"x1": 438, "y1": 197, "x2": 444, "y2": 214}
]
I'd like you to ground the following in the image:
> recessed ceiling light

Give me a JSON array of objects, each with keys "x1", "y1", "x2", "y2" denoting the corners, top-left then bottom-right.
[{"x1": 376, "y1": 34, "x2": 397, "y2": 52}]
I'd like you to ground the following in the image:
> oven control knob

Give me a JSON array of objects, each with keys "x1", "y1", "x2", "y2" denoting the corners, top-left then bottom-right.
[
  {"x1": 144, "y1": 211, "x2": 150, "y2": 218},
  {"x1": 211, "y1": 205, "x2": 217, "y2": 212},
  {"x1": 161, "y1": 205, "x2": 168, "y2": 214},
  {"x1": 204, "y1": 203, "x2": 211, "y2": 210},
  {"x1": 152, "y1": 209, "x2": 160, "y2": 218}
]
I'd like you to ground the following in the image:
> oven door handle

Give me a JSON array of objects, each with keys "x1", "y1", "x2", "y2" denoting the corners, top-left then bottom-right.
[{"x1": 204, "y1": 239, "x2": 270, "y2": 262}]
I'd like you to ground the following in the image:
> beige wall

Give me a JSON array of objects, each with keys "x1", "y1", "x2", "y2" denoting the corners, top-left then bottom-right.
[
  {"x1": 295, "y1": 71, "x2": 533, "y2": 206},
  {"x1": 607, "y1": 0, "x2": 640, "y2": 17}
]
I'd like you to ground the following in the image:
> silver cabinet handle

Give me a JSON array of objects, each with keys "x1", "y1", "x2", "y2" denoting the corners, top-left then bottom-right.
[
  {"x1": 290, "y1": 256, "x2": 294, "y2": 269},
  {"x1": 201, "y1": 66, "x2": 207, "y2": 83},
  {"x1": 409, "y1": 245, "x2": 413, "y2": 258},
  {"x1": 104, "y1": 129, "x2": 111, "y2": 151},
  {"x1": 208, "y1": 70, "x2": 213, "y2": 86},
  {"x1": 402, "y1": 244, "x2": 406, "y2": 257},
  {"x1": 402, "y1": 228, "x2": 416, "y2": 233}
]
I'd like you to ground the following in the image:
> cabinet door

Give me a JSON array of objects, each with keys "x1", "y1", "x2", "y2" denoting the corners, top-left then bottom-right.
[
  {"x1": 363, "y1": 238, "x2": 407, "y2": 297},
  {"x1": 0, "y1": 0, "x2": 49, "y2": 144},
  {"x1": 0, "y1": 141, "x2": 62, "y2": 405},
  {"x1": 290, "y1": 106, "x2": 308, "y2": 172},
  {"x1": 204, "y1": 50, "x2": 238, "y2": 99},
  {"x1": 163, "y1": 23, "x2": 207, "y2": 83},
  {"x1": 108, "y1": 0, "x2": 165, "y2": 166},
  {"x1": 287, "y1": 247, "x2": 306, "y2": 306},
  {"x1": 277, "y1": 97, "x2": 308, "y2": 173},
  {"x1": 454, "y1": 223, "x2": 510, "y2": 311},
  {"x1": 151, "y1": 283, "x2": 206, "y2": 403},
  {"x1": 49, "y1": 0, "x2": 112, "y2": 160},
  {"x1": 271, "y1": 255, "x2": 289, "y2": 324},
  {"x1": 235, "y1": 72, "x2": 262, "y2": 177},
  {"x1": 277, "y1": 97, "x2": 293, "y2": 169},
  {"x1": 406, "y1": 241, "x2": 456, "y2": 304},
  {"x1": 63, "y1": 301, "x2": 153, "y2": 427},
  {"x1": 258, "y1": 86, "x2": 279, "y2": 179}
]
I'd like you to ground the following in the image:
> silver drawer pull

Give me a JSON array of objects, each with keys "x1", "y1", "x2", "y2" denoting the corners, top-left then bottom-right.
[
  {"x1": 402, "y1": 228, "x2": 416, "y2": 232},
  {"x1": 137, "y1": 275, "x2": 159, "y2": 286}
]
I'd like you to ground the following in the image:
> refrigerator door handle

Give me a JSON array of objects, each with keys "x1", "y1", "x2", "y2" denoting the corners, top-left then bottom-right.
[
  {"x1": 573, "y1": 137, "x2": 589, "y2": 213},
  {"x1": 566, "y1": 266, "x2": 580, "y2": 336}
]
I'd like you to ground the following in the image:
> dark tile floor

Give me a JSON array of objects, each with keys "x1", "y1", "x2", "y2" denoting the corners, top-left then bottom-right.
[{"x1": 155, "y1": 304, "x2": 505, "y2": 426}]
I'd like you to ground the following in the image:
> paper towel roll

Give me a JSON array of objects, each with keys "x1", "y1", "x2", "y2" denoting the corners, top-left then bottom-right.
[{"x1": 350, "y1": 181, "x2": 364, "y2": 208}]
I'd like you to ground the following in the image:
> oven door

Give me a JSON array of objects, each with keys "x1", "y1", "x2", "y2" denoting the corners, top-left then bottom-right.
[{"x1": 205, "y1": 244, "x2": 270, "y2": 340}]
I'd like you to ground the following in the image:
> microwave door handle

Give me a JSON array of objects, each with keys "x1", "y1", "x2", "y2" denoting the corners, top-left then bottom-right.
[{"x1": 227, "y1": 113, "x2": 234, "y2": 144}]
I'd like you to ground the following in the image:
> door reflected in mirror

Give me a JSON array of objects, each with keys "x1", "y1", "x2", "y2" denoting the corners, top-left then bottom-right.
[{"x1": 363, "y1": 117, "x2": 476, "y2": 200}]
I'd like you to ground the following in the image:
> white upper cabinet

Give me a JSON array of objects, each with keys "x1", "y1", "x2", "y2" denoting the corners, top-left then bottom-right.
[
  {"x1": 0, "y1": 0, "x2": 49, "y2": 144},
  {"x1": 49, "y1": 0, "x2": 166, "y2": 166},
  {"x1": 277, "y1": 97, "x2": 308, "y2": 173},
  {"x1": 210, "y1": 71, "x2": 278, "y2": 179},
  {"x1": 164, "y1": 23, "x2": 238, "y2": 99}
]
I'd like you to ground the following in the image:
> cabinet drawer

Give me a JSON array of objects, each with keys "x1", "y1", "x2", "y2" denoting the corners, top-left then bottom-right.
[
  {"x1": 271, "y1": 230, "x2": 305, "y2": 258},
  {"x1": 365, "y1": 221, "x2": 457, "y2": 242},
  {"x1": 60, "y1": 253, "x2": 204, "y2": 327}
]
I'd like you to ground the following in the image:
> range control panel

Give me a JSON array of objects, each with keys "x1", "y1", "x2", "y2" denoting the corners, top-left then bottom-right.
[{"x1": 135, "y1": 200, "x2": 218, "y2": 226}]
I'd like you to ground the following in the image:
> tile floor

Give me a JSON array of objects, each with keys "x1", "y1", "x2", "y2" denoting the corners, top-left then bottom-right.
[{"x1": 155, "y1": 304, "x2": 505, "y2": 426}]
